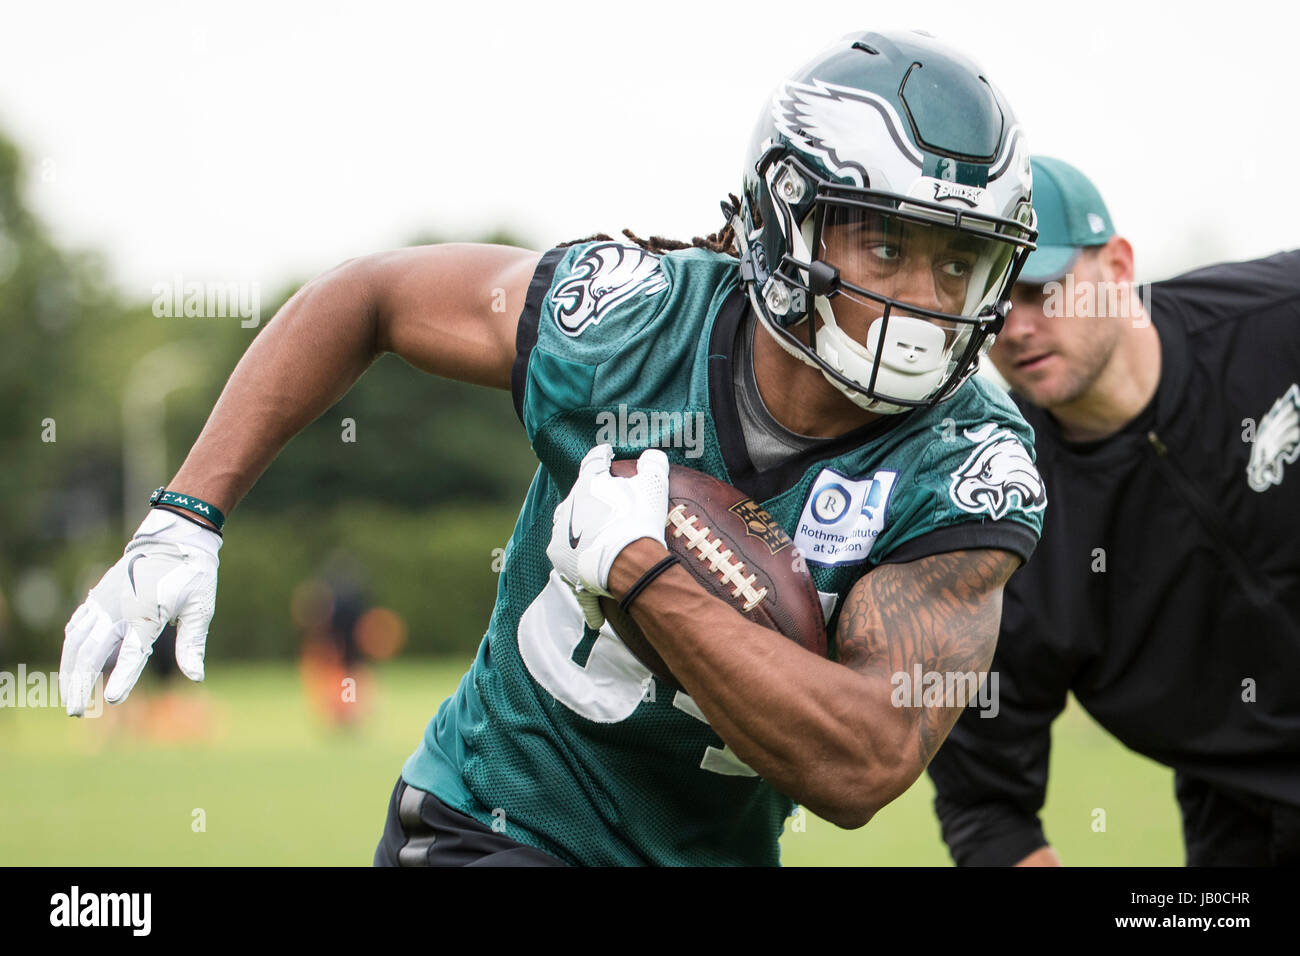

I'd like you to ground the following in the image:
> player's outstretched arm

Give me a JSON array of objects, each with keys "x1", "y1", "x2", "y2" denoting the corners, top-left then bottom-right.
[
  {"x1": 61, "y1": 243, "x2": 541, "y2": 715},
  {"x1": 169, "y1": 243, "x2": 541, "y2": 515},
  {"x1": 607, "y1": 540, "x2": 1017, "y2": 829}
]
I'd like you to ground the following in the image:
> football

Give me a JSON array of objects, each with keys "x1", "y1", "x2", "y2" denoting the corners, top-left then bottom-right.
[{"x1": 601, "y1": 460, "x2": 826, "y2": 687}]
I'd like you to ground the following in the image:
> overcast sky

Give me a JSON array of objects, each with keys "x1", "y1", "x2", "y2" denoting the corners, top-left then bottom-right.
[{"x1": 2, "y1": 0, "x2": 1296, "y2": 298}]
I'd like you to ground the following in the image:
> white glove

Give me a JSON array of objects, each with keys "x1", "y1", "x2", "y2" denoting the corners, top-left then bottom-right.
[
  {"x1": 547, "y1": 444, "x2": 670, "y2": 628},
  {"x1": 60, "y1": 508, "x2": 222, "y2": 716}
]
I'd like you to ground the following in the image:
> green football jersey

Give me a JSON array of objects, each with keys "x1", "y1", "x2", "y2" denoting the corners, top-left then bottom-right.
[{"x1": 401, "y1": 240, "x2": 1046, "y2": 866}]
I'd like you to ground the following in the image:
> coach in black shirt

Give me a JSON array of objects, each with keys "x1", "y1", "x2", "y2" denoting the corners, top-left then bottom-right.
[{"x1": 926, "y1": 156, "x2": 1300, "y2": 866}]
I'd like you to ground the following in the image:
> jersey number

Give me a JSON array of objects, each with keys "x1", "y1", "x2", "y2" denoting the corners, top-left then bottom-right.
[{"x1": 517, "y1": 571, "x2": 756, "y2": 776}]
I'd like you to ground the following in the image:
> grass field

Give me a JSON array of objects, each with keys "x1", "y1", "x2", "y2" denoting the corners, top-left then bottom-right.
[{"x1": 0, "y1": 658, "x2": 1183, "y2": 866}]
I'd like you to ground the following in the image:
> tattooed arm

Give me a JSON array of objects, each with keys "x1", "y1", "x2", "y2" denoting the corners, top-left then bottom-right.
[
  {"x1": 834, "y1": 549, "x2": 1016, "y2": 770},
  {"x1": 609, "y1": 540, "x2": 1019, "y2": 828}
]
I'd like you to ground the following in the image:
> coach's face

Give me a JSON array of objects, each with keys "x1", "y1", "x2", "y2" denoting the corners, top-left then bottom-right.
[{"x1": 989, "y1": 239, "x2": 1133, "y2": 408}]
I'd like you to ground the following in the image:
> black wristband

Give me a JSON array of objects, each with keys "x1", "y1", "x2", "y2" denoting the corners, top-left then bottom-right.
[
  {"x1": 618, "y1": 554, "x2": 681, "y2": 614},
  {"x1": 155, "y1": 505, "x2": 224, "y2": 537}
]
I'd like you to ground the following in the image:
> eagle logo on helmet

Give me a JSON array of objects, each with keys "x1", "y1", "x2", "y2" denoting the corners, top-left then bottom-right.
[
  {"x1": 552, "y1": 243, "x2": 669, "y2": 337},
  {"x1": 949, "y1": 423, "x2": 1047, "y2": 519},
  {"x1": 772, "y1": 80, "x2": 923, "y2": 190}
]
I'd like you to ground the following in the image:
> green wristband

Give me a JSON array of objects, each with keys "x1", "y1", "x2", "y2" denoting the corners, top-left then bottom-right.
[{"x1": 149, "y1": 487, "x2": 226, "y2": 530}]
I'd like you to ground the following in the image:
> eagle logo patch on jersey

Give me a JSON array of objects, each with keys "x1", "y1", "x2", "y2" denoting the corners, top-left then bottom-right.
[
  {"x1": 1247, "y1": 383, "x2": 1300, "y2": 492},
  {"x1": 949, "y1": 423, "x2": 1047, "y2": 520},
  {"x1": 551, "y1": 243, "x2": 669, "y2": 337}
]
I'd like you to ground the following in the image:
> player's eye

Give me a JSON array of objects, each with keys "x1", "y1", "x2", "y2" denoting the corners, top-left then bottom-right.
[
  {"x1": 940, "y1": 258, "x2": 972, "y2": 279},
  {"x1": 868, "y1": 241, "x2": 902, "y2": 262}
]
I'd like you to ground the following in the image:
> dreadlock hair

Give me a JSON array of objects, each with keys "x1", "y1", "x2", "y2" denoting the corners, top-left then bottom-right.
[{"x1": 558, "y1": 194, "x2": 741, "y2": 256}]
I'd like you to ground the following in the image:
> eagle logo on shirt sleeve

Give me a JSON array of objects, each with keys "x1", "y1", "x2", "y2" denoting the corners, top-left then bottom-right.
[
  {"x1": 1247, "y1": 383, "x2": 1300, "y2": 492},
  {"x1": 949, "y1": 423, "x2": 1047, "y2": 519},
  {"x1": 551, "y1": 243, "x2": 669, "y2": 337}
]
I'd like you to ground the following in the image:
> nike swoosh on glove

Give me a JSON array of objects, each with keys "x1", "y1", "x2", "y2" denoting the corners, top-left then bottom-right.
[
  {"x1": 59, "y1": 508, "x2": 222, "y2": 716},
  {"x1": 546, "y1": 444, "x2": 670, "y2": 629}
]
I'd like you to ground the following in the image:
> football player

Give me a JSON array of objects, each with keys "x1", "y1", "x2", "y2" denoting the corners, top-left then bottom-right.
[
  {"x1": 927, "y1": 157, "x2": 1300, "y2": 866},
  {"x1": 61, "y1": 30, "x2": 1047, "y2": 865}
]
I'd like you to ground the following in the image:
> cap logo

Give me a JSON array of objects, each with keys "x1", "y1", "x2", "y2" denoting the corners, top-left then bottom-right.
[{"x1": 1087, "y1": 212, "x2": 1106, "y2": 234}]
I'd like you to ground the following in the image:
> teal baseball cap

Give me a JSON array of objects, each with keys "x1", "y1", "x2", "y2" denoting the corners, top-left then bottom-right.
[{"x1": 1020, "y1": 156, "x2": 1116, "y2": 284}]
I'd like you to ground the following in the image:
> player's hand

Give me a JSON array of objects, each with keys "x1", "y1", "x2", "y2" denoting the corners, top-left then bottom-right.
[
  {"x1": 59, "y1": 508, "x2": 222, "y2": 716},
  {"x1": 547, "y1": 445, "x2": 670, "y2": 628}
]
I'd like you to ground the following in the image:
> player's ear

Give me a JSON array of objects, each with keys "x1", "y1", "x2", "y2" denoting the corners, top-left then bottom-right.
[{"x1": 1096, "y1": 236, "x2": 1135, "y2": 286}]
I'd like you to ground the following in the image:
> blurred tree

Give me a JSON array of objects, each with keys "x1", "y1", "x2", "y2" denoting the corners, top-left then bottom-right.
[
  {"x1": 1, "y1": 128, "x2": 539, "y2": 665},
  {"x1": 0, "y1": 131, "x2": 120, "y2": 550}
]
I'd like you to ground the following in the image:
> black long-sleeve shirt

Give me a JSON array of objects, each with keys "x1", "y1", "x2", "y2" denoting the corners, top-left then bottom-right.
[{"x1": 927, "y1": 249, "x2": 1300, "y2": 866}]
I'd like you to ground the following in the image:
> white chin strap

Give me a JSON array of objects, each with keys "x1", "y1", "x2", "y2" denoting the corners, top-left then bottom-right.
[{"x1": 813, "y1": 296, "x2": 949, "y2": 414}]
